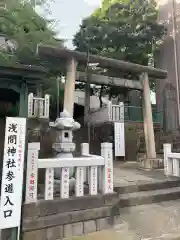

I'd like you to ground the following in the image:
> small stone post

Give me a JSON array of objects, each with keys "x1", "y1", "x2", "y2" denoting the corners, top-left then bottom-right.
[
  {"x1": 81, "y1": 143, "x2": 90, "y2": 183},
  {"x1": 101, "y1": 142, "x2": 114, "y2": 194},
  {"x1": 163, "y1": 144, "x2": 172, "y2": 176},
  {"x1": 25, "y1": 143, "x2": 40, "y2": 203}
]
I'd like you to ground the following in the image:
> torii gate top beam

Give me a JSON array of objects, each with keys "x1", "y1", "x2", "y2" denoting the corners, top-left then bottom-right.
[
  {"x1": 38, "y1": 45, "x2": 167, "y2": 79},
  {"x1": 77, "y1": 71, "x2": 143, "y2": 90}
]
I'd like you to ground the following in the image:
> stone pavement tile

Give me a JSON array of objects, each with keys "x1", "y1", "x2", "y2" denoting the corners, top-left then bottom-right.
[
  {"x1": 113, "y1": 167, "x2": 155, "y2": 187},
  {"x1": 71, "y1": 226, "x2": 138, "y2": 240},
  {"x1": 122, "y1": 173, "x2": 153, "y2": 182},
  {"x1": 113, "y1": 162, "x2": 179, "y2": 183},
  {"x1": 120, "y1": 202, "x2": 180, "y2": 239},
  {"x1": 158, "y1": 200, "x2": 180, "y2": 210},
  {"x1": 113, "y1": 178, "x2": 129, "y2": 186},
  {"x1": 156, "y1": 231, "x2": 180, "y2": 240}
]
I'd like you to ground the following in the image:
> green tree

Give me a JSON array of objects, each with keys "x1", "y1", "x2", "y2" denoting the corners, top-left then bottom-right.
[
  {"x1": 73, "y1": 0, "x2": 166, "y2": 96},
  {"x1": 0, "y1": 0, "x2": 63, "y2": 65},
  {"x1": 74, "y1": 0, "x2": 166, "y2": 65}
]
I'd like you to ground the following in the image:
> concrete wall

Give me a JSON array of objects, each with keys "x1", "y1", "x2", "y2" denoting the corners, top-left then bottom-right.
[{"x1": 1, "y1": 194, "x2": 119, "y2": 240}]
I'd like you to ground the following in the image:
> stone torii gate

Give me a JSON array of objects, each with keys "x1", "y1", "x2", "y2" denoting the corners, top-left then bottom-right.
[{"x1": 38, "y1": 45, "x2": 167, "y2": 169}]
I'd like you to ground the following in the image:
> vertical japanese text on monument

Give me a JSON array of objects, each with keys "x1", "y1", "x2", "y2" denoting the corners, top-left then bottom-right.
[
  {"x1": 104, "y1": 147, "x2": 113, "y2": 194},
  {"x1": 28, "y1": 152, "x2": 35, "y2": 200},
  {"x1": 0, "y1": 117, "x2": 26, "y2": 229},
  {"x1": 25, "y1": 143, "x2": 40, "y2": 203}
]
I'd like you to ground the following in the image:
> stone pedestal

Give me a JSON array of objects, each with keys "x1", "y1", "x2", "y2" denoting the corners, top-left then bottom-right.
[{"x1": 139, "y1": 157, "x2": 163, "y2": 170}]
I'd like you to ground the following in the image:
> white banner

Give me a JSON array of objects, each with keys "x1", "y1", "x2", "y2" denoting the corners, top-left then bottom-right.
[
  {"x1": 114, "y1": 122, "x2": 125, "y2": 157},
  {"x1": 0, "y1": 117, "x2": 26, "y2": 229},
  {"x1": 114, "y1": 102, "x2": 125, "y2": 157}
]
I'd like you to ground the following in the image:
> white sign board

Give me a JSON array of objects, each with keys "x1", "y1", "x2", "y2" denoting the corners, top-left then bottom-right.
[
  {"x1": 114, "y1": 102, "x2": 125, "y2": 157},
  {"x1": 114, "y1": 122, "x2": 125, "y2": 156},
  {"x1": 0, "y1": 117, "x2": 26, "y2": 229}
]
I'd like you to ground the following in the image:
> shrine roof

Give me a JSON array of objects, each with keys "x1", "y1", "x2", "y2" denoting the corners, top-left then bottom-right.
[
  {"x1": 38, "y1": 45, "x2": 167, "y2": 79},
  {"x1": 0, "y1": 64, "x2": 47, "y2": 82}
]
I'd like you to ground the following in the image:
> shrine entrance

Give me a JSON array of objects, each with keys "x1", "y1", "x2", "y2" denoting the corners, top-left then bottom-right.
[{"x1": 0, "y1": 88, "x2": 19, "y2": 117}]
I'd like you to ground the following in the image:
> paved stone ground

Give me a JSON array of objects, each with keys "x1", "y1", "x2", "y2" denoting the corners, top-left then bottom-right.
[
  {"x1": 71, "y1": 163, "x2": 180, "y2": 240},
  {"x1": 120, "y1": 201, "x2": 180, "y2": 239},
  {"x1": 71, "y1": 224, "x2": 138, "y2": 240},
  {"x1": 70, "y1": 200, "x2": 180, "y2": 240},
  {"x1": 113, "y1": 161, "x2": 179, "y2": 187}
]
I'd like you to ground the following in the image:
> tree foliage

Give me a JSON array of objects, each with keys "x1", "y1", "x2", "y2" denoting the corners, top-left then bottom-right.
[
  {"x1": 74, "y1": 0, "x2": 166, "y2": 66},
  {"x1": 73, "y1": 0, "x2": 167, "y2": 98},
  {"x1": 0, "y1": 0, "x2": 62, "y2": 65}
]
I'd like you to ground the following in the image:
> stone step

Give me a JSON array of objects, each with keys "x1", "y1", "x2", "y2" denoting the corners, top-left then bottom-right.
[
  {"x1": 114, "y1": 179, "x2": 180, "y2": 194},
  {"x1": 119, "y1": 186, "x2": 180, "y2": 208}
]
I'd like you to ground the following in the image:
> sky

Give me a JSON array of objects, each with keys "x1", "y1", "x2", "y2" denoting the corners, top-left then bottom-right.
[{"x1": 48, "y1": 0, "x2": 101, "y2": 49}]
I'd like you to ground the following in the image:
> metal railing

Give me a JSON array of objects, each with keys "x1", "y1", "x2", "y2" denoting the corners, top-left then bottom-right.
[{"x1": 124, "y1": 106, "x2": 163, "y2": 124}]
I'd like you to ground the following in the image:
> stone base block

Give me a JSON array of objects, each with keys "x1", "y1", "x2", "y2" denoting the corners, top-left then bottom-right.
[
  {"x1": 84, "y1": 220, "x2": 97, "y2": 234},
  {"x1": 64, "y1": 222, "x2": 83, "y2": 238},
  {"x1": 139, "y1": 157, "x2": 163, "y2": 170}
]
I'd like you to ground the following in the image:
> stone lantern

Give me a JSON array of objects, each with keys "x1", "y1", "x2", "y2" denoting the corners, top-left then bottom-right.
[{"x1": 50, "y1": 110, "x2": 81, "y2": 179}]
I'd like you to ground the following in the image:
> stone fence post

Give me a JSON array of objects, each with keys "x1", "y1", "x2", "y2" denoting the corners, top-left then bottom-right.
[
  {"x1": 25, "y1": 142, "x2": 40, "y2": 203},
  {"x1": 81, "y1": 143, "x2": 90, "y2": 183},
  {"x1": 163, "y1": 143, "x2": 172, "y2": 176},
  {"x1": 101, "y1": 142, "x2": 113, "y2": 194}
]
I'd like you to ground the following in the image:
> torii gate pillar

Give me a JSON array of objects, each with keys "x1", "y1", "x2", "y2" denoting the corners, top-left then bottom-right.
[
  {"x1": 140, "y1": 72, "x2": 162, "y2": 169},
  {"x1": 63, "y1": 58, "x2": 78, "y2": 116}
]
